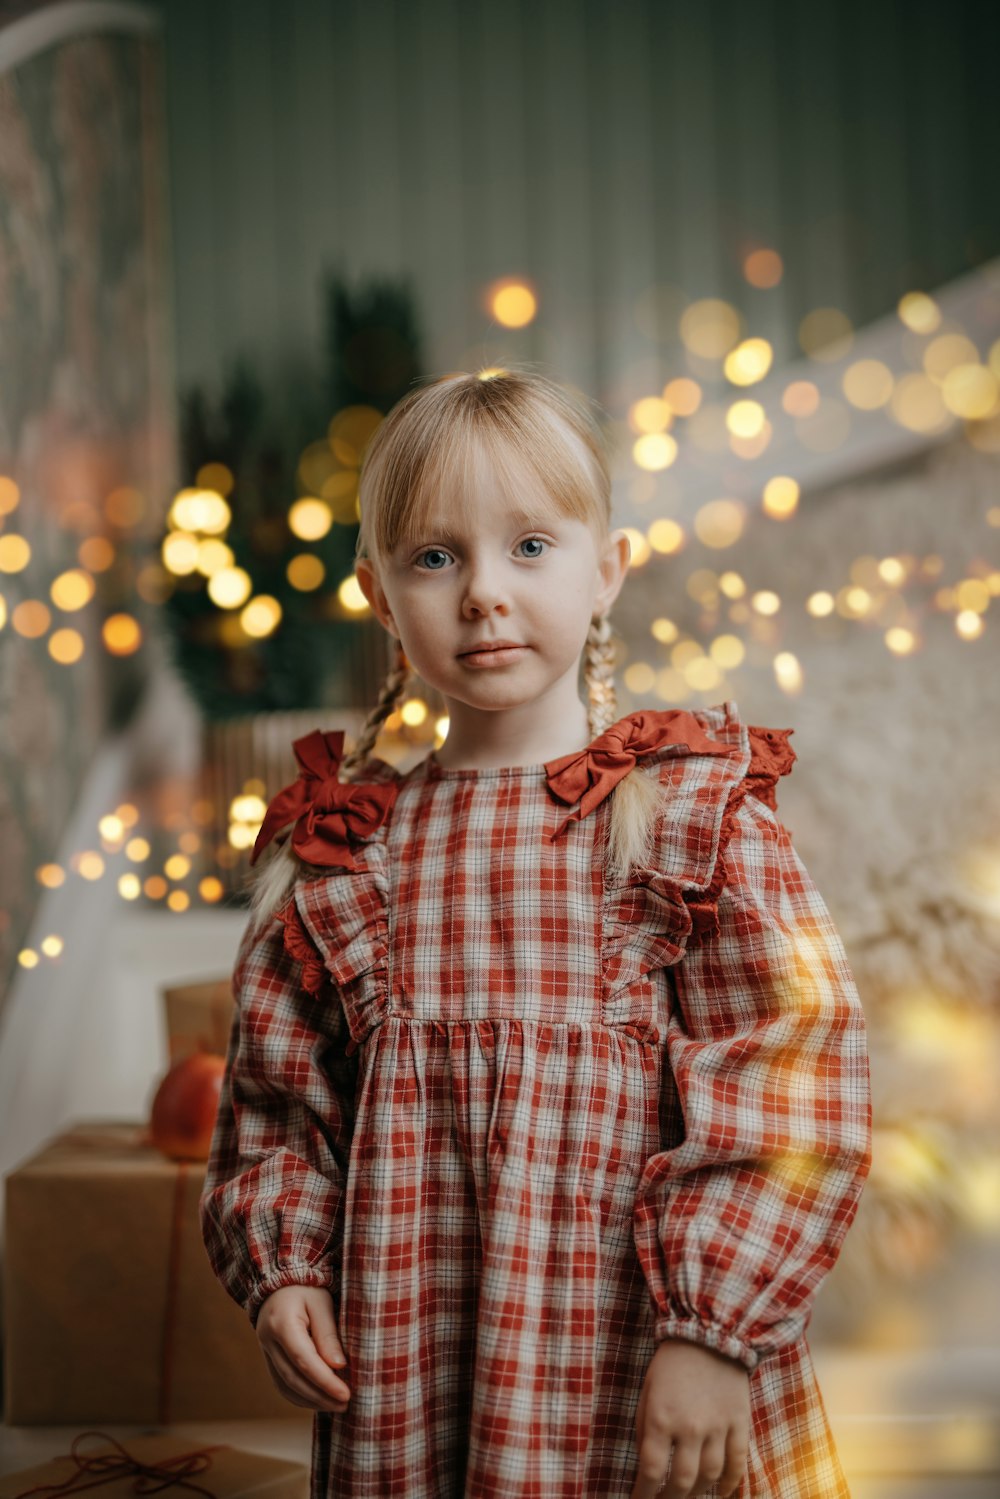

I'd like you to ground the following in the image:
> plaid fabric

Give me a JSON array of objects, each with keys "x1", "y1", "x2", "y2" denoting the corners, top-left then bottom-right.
[{"x1": 200, "y1": 700, "x2": 871, "y2": 1498}]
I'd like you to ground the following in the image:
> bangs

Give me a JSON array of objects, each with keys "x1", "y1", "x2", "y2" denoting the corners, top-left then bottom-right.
[{"x1": 356, "y1": 368, "x2": 611, "y2": 564}]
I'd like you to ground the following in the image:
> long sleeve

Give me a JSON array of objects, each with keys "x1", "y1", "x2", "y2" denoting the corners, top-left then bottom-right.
[
  {"x1": 632, "y1": 788, "x2": 873, "y2": 1374},
  {"x1": 199, "y1": 894, "x2": 359, "y2": 1329}
]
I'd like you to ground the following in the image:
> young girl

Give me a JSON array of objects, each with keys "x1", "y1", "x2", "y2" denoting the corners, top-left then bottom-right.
[{"x1": 200, "y1": 367, "x2": 872, "y2": 1499}]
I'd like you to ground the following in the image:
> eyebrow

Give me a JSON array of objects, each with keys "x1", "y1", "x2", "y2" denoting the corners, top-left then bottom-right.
[{"x1": 416, "y1": 508, "x2": 559, "y2": 545}]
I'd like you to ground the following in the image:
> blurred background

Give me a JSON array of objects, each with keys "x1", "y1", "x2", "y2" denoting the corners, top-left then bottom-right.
[{"x1": 0, "y1": 1, "x2": 998, "y2": 1494}]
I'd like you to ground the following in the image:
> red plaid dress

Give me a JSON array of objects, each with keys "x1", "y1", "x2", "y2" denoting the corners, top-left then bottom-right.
[{"x1": 200, "y1": 700, "x2": 872, "y2": 1498}]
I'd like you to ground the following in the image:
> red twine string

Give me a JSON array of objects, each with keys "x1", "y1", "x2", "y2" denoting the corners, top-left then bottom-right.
[{"x1": 11, "y1": 1430, "x2": 227, "y2": 1499}]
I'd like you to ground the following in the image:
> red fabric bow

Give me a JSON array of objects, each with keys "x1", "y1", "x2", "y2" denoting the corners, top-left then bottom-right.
[
  {"x1": 543, "y1": 709, "x2": 734, "y2": 840},
  {"x1": 250, "y1": 729, "x2": 398, "y2": 870}
]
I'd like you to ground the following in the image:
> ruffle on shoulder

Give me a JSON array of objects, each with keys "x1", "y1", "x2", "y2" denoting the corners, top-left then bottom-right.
[
  {"x1": 602, "y1": 705, "x2": 796, "y2": 996},
  {"x1": 275, "y1": 895, "x2": 329, "y2": 999}
]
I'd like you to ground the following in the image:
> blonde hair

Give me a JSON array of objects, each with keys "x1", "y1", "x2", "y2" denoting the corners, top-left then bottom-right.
[{"x1": 247, "y1": 365, "x2": 670, "y2": 935}]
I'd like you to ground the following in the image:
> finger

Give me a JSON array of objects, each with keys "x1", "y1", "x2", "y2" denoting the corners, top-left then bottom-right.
[
  {"x1": 265, "y1": 1340, "x2": 351, "y2": 1413},
  {"x1": 632, "y1": 1428, "x2": 677, "y2": 1499},
  {"x1": 661, "y1": 1436, "x2": 703, "y2": 1499},
  {"x1": 274, "y1": 1302, "x2": 353, "y2": 1401},
  {"x1": 718, "y1": 1427, "x2": 750, "y2": 1496},
  {"x1": 305, "y1": 1291, "x2": 350, "y2": 1373},
  {"x1": 690, "y1": 1434, "x2": 727, "y2": 1497}
]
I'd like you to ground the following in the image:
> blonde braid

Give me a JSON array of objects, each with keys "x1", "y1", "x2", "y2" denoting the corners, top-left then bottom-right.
[
  {"x1": 244, "y1": 642, "x2": 411, "y2": 935},
  {"x1": 583, "y1": 611, "x2": 668, "y2": 886},
  {"x1": 340, "y1": 641, "x2": 411, "y2": 779},
  {"x1": 584, "y1": 613, "x2": 619, "y2": 738}
]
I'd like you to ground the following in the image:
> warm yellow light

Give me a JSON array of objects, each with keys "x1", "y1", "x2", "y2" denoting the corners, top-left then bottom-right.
[
  {"x1": 662, "y1": 377, "x2": 701, "y2": 416},
  {"x1": 889, "y1": 373, "x2": 951, "y2": 434},
  {"x1": 196, "y1": 538, "x2": 235, "y2": 577},
  {"x1": 624, "y1": 661, "x2": 657, "y2": 694},
  {"x1": 169, "y1": 488, "x2": 231, "y2": 535},
  {"x1": 726, "y1": 400, "x2": 765, "y2": 438},
  {"x1": 50, "y1": 569, "x2": 95, "y2": 611},
  {"x1": 103, "y1": 614, "x2": 143, "y2": 655},
  {"x1": 287, "y1": 554, "x2": 326, "y2": 591},
  {"x1": 807, "y1": 592, "x2": 835, "y2": 617},
  {"x1": 208, "y1": 566, "x2": 252, "y2": 609},
  {"x1": 0, "y1": 476, "x2": 19, "y2": 514},
  {"x1": 37, "y1": 864, "x2": 66, "y2": 888},
  {"x1": 709, "y1": 634, "x2": 745, "y2": 669},
  {"x1": 762, "y1": 476, "x2": 800, "y2": 518},
  {"x1": 646, "y1": 519, "x2": 683, "y2": 555},
  {"x1": 488, "y1": 280, "x2": 537, "y2": 328},
  {"x1": 40, "y1": 934, "x2": 64, "y2": 957},
  {"x1": 162, "y1": 531, "x2": 200, "y2": 575},
  {"x1": 724, "y1": 337, "x2": 773, "y2": 386},
  {"x1": 76, "y1": 852, "x2": 105, "y2": 880},
  {"x1": 18, "y1": 949, "x2": 40, "y2": 969},
  {"x1": 955, "y1": 578, "x2": 991, "y2": 613},
  {"x1": 144, "y1": 875, "x2": 168, "y2": 899},
  {"x1": 885, "y1": 626, "x2": 917, "y2": 655},
  {"x1": 956, "y1": 610, "x2": 985, "y2": 639},
  {"x1": 751, "y1": 590, "x2": 781, "y2": 615},
  {"x1": 240, "y1": 595, "x2": 282, "y2": 638},
  {"x1": 842, "y1": 359, "x2": 894, "y2": 410},
  {"x1": 0, "y1": 534, "x2": 31, "y2": 572},
  {"x1": 231, "y1": 793, "x2": 267, "y2": 823},
  {"x1": 196, "y1": 462, "x2": 234, "y2": 497},
  {"x1": 923, "y1": 333, "x2": 979, "y2": 383},
  {"x1": 199, "y1": 876, "x2": 225, "y2": 903},
  {"x1": 941, "y1": 364, "x2": 999, "y2": 420},
  {"x1": 633, "y1": 433, "x2": 678, "y2": 470},
  {"x1": 650, "y1": 617, "x2": 679, "y2": 643},
  {"x1": 13, "y1": 600, "x2": 51, "y2": 638},
  {"x1": 718, "y1": 572, "x2": 746, "y2": 599},
  {"x1": 125, "y1": 837, "x2": 151, "y2": 861},
  {"x1": 118, "y1": 873, "x2": 142, "y2": 900},
  {"x1": 99, "y1": 815, "x2": 125, "y2": 843},
  {"x1": 630, "y1": 397, "x2": 672, "y2": 433},
  {"x1": 679, "y1": 299, "x2": 742, "y2": 359},
  {"x1": 167, "y1": 890, "x2": 191, "y2": 912},
  {"x1": 48, "y1": 629, "x2": 84, "y2": 664},
  {"x1": 289, "y1": 497, "x2": 333, "y2": 541},
  {"x1": 165, "y1": 854, "x2": 191, "y2": 880},
  {"x1": 693, "y1": 498, "x2": 746, "y2": 548},
  {"x1": 897, "y1": 291, "x2": 941, "y2": 334},
  {"x1": 623, "y1": 527, "x2": 652, "y2": 566},
  {"x1": 878, "y1": 557, "x2": 907, "y2": 585},
  {"x1": 338, "y1": 574, "x2": 369, "y2": 612},
  {"x1": 401, "y1": 698, "x2": 428, "y2": 726},
  {"x1": 773, "y1": 651, "x2": 803, "y2": 692}
]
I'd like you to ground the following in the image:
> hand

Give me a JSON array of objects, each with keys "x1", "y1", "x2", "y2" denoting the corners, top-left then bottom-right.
[
  {"x1": 255, "y1": 1284, "x2": 353, "y2": 1414},
  {"x1": 630, "y1": 1338, "x2": 750, "y2": 1498}
]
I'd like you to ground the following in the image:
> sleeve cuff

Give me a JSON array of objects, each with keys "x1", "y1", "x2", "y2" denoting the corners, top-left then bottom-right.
[
  {"x1": 245, "y1": 1262, "x2": 338, "y2": 1328},
  {"x1": 653, "y1": 1313, "x2": 760, "y2": 1374}
]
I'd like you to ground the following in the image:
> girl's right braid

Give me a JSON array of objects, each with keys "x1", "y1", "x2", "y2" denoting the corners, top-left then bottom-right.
[
  {"x1": 339, "y1": 641, "x2": 412, "y2": 780},
  {"x1": 584, "y1": 612, "x2": 619, "y2": 739}
]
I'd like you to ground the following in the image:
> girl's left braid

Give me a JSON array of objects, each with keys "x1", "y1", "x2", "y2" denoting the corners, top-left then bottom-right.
[
  {"x1": 339, "y1": 641, "x2": 411, "y2": 779},
  {"x1": 584, "y1": 612, "x2": 619, "y2": 738}
]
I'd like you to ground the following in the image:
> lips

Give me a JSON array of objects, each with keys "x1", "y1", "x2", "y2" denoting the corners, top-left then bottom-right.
[{"x1": 458, "y1": 641, "x2": 523, "y2": 656}]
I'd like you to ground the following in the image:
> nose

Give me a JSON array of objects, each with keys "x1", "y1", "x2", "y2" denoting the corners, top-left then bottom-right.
[{"x1": 461, "y1": 554, "x2": 510, "y2": 618}]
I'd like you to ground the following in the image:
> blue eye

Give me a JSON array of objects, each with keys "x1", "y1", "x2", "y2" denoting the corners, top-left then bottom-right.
[
  {"x1": 519, "y1": 537, "x2": 547, "y2": 558},
  {"x1": 416, "y1": 548, "x2": 450, "y2": 570}
]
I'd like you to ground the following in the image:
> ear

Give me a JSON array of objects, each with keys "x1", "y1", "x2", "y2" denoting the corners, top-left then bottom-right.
[
  {"x1": 592, "y1": 528, "x2": 632, "y2": 616},
  {"x1": 354, "y1": 558, "x2": 400, "y2": 641}
]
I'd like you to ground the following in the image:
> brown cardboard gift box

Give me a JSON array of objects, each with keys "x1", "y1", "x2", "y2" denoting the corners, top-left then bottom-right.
[
  {"x1": 3, "y1": 1122, "x2": 312, "y2": 1425},
  {"x1": 0, "y1": 1431, "x2": 308, "y2": 1499},
  {"x1": 162, "y1": 978, "x2": 234, "y2": 1063}
]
